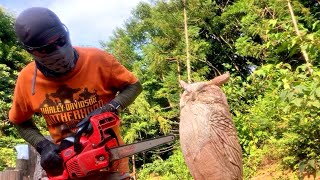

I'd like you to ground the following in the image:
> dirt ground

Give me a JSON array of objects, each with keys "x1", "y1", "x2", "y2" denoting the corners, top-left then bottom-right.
[{"x1": 251, "y1": 162, "x2": 319, "y2": 180}]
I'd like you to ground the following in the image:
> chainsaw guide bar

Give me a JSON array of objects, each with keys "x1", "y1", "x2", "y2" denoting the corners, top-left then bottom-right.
[{"x1": 109, "y1": 135, "x2": 175, "y2": 161}]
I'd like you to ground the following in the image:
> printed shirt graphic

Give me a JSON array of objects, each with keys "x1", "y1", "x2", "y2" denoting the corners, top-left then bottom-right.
[
  {"x1": 9, "y1": 47, "x2": 137, "y2": 173},
  {"x1": 39, "y1": 85, "x2": 104, "y2": 135}
]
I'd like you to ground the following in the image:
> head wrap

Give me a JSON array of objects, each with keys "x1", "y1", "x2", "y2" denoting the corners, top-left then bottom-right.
[{"x1": 15, "y1": 7, "x2": 66, "y2": 47}]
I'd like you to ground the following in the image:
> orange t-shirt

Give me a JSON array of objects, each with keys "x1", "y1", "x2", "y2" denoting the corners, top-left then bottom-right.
[{"x1": 9, "y1": 47, "x2": 137, "y2": 173}]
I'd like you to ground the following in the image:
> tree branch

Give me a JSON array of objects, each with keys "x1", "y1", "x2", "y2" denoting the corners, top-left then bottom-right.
[{"x1": 287, "y1": 0, "x2": 313, "y2": 74}]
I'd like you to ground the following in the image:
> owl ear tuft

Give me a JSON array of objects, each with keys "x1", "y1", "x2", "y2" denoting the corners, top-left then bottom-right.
[
  {"x1": 210, "y1": 72, "x2": 230, "y2": 87},
  {"x1": 179, "y1": 80, "x2": 190, "y2": 92}
]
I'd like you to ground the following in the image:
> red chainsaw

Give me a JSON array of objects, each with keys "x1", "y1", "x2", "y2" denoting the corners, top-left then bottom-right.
[{"x1": 48, "y1": 112, "x2": 175, "y2": 180}]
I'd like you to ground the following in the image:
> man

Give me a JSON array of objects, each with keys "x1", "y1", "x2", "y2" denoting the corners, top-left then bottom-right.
[{"x1": 9, "y1": 7, "x2": 142, "y2": 180}]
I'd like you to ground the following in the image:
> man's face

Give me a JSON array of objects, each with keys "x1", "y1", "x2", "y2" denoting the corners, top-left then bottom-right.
[{"x1": 27, "y1": 31, "x2": 75, "y2": 75}]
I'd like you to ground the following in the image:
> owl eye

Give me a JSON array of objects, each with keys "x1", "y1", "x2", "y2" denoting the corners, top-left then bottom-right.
[
  {"x1": 198, "y1": 89, "x2": 207, "y2": 93},
  {"x1": 182, "y1": 91, "x2": 192, "y2": 97},
  {"x1": 183, "y1": 91, "x2": 190, "y2": 96},
  {"x1": 183, "y1": 88, "x2": 191, "y2": 93}
]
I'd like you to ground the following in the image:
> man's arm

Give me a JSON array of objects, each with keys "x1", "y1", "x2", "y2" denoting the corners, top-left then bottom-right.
[
  {"x1": 14, "y1": 119, "x2": 46, "y2": 148},
  {"x1": 14, "y1": 119, "x2": 64, "y2": 176},
  {"x1": 112, "y1": 81, "x2": 143, "y2": 110}
]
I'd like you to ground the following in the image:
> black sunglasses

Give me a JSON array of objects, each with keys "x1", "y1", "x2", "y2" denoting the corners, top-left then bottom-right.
[
  {"x1": 22, "y1": 24, "x2": 70, "y2": 54},
  {"x1": 23, "y1": 34, "x2": 68, "y2": 54}
]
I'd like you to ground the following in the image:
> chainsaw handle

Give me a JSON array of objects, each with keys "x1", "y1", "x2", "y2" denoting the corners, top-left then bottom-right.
[
  {"x1": 73, "y1": 127, "x2": 83, "y2": 153},
  {"x1": 74, "y1": 108, "x2": 102, "y2": 153},
  {"x1": 74, "y1": 123, "x2": 91, "y2": 153}
]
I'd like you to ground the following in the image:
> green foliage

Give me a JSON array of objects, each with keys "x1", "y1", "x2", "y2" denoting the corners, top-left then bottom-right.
[
  {"x1": 222, "y1": 0, "x2": 320, "y2": 68},
  {"x1": 0, "y1": 7, "x2": 32, "y2": 119},
  {"x1": 224, "y1": 63, "x2": 320, "y2": 178},
  {"x1": 137, "y1": 149, "x2": 192, "y2": 180},
  {"x1": 277, "y1": 65, "x2": 320, "y2": 169},
  {"x1": 0, "y1": 136, "x2": 25, "y2": 170},
  {"x1": 0, "y1": 7, "x2": 33, "y2": 171}
]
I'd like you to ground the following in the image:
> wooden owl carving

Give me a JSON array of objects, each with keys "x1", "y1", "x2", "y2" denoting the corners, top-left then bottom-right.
[{"x1": 179, "y1": 72, "x2": 243, "y2": 180}]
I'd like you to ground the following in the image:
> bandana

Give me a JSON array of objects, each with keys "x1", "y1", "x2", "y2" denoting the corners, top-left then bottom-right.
[{"x1": 32, "y1": 40, "x2": 75, "y2": 75}]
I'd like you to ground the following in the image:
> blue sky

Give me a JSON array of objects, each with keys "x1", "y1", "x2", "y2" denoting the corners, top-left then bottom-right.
[{"x1": 0, "y1": 0, "x2": 144, "y2": 48}]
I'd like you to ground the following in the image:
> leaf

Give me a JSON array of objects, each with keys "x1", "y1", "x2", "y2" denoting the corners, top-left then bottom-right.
[
  {"x1": 282, "y1": 79, "x2": 290, "y2": 89},
  {"x1": 291, "y1": 98, "x2": 303, "y2": 107},
  {"x1": 290, "y1": 37, "x2": 299, "y2": 48},
  {"x1": 307, "y1": 159, "x2": 316, "y2": 170},
  {"x1": 300, "y1": 44, "x2": 308, "y2": 51},
  {"x1": 312, "y1": 20, "x2": 320, "y2": 30},
  {"x1": 269, "y1": 19, "x2": 277, "y2": 27},
  {"x1": 308, "y1": 101, "x2": 320, "y2": 108},
  {"x1": 299, "y1": 162, "x2": 307, "y2": 174},
  {"x1": 294, "y1": 85, "x2": 308, "y2": 94},
  {"x1": 283, "y1": 106, "x2": 290, "y2": 113},
  {"x1": 315, "y1": 87, "x2": 320, "y2": 98},
  {"x1": 280, "y1": 91, "x2": 288, "y2": 101}
]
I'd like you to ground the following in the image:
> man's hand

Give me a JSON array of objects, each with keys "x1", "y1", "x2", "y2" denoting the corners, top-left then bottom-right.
[
  {"x1": 76, "y1": 99, "x2": 121, "y2": 133},
  {"x1": 101, "y1": 99, "x2": 121, "y2": 114},
  {"x1": 36, "y1": 139, "x2": 64, "y2": 176}
]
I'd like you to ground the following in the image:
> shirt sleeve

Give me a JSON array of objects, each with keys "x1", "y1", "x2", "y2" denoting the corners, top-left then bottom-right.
[
  {"x1": 9, "y1": 74, "x2": 34, "y2": 124},
  {"x1": 108, "y1": 55, "x2": 138, "y2": 90}
]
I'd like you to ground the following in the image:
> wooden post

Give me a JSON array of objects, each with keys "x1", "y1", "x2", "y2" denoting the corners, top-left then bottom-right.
[
  {"x1": 14, "y1": 144, "x2": 29, "y2": 180},
  {"x1": 15, "y1": 159, "x2": 27, "y2": 179},
  {"x1": 13, "y1": 144, "x2": 43, "y2": 180},
  {"x1": 0, "y1": 169, "x2": 22, "y2": 180}
]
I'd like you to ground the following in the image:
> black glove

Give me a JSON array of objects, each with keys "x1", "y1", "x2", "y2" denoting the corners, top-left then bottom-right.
[
  {"x1": 36, "y1": 139, "x2": 64, "y2": 176},
  {"x1": 101, "y1": 100, "x2": 121, "y2": 114}
]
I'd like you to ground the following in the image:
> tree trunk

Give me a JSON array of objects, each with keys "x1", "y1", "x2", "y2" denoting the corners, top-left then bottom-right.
[
  {"x1": 177, "y1": 59, "x2": 181, "y2": 82},
  {"x1": 131, "y1": 155, "x2": 136, "y2": 180},
  {"x1": 183, "y1": 0, "x2": 191, "y2": 83}
]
